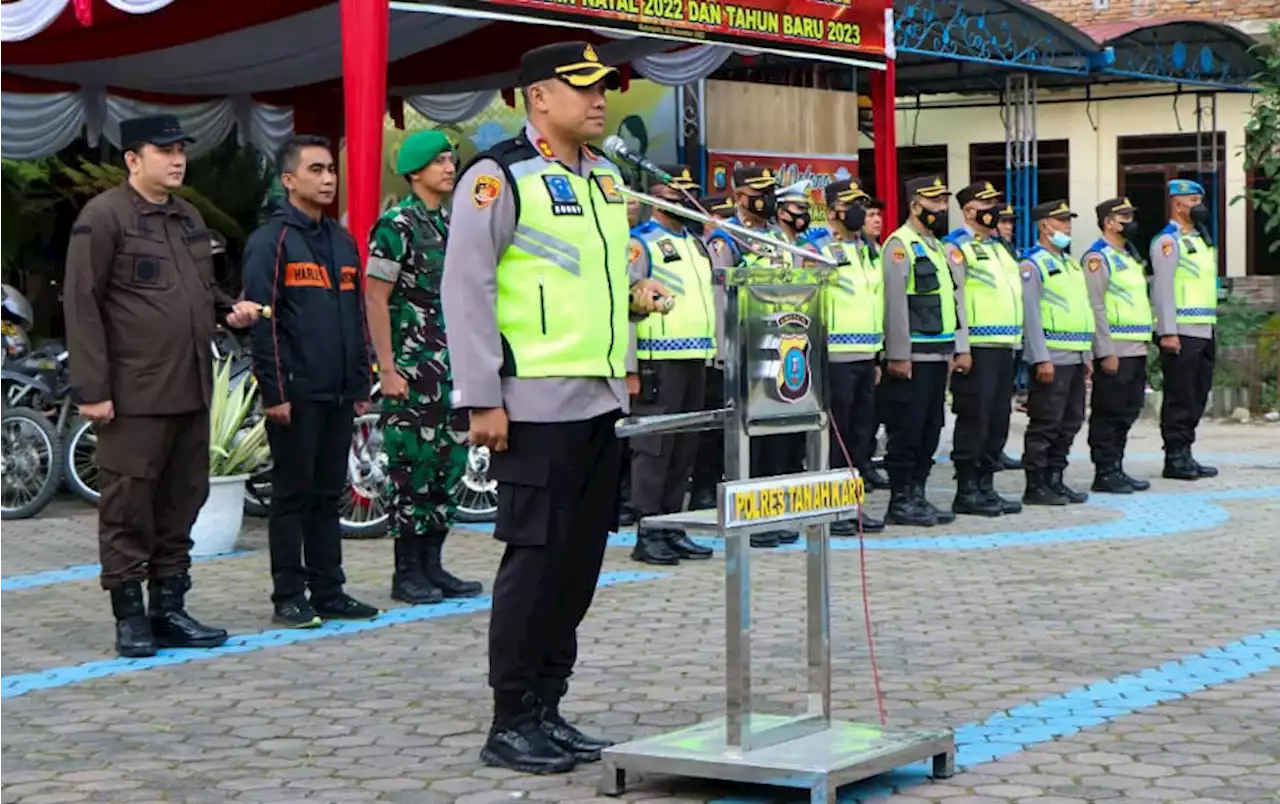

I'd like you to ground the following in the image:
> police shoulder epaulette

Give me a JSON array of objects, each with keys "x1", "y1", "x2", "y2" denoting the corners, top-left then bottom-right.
[
  {"x1": 1086, "y1": 238, "x2": 1108, "y2": 255},
  {"x1": 1156, "y1": 222, "x2": 1178, "y2": 237},
  {"x1": 943, "y1": 227, "x2": 971, "y2": 246}
]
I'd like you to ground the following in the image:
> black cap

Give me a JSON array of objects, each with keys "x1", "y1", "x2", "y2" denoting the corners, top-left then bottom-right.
[
  {"x1": 904, "y1": 175, "x2": 950, "y2": 199},
  {"x1": 1030, "y1": 199, "x2": 1078, "y2": 221},
  {"x1": 824, "y1": 179, "x2": 870, "y2": 208},
  {"x1": 657, "y1": 165, "x2": 700, "y2": 191},
  {"x1": 997, "y1": 204, "x2": 1016, "y2": 220},
  {"x1": 119, "y1": 114, "x2": 194, "y2": 150},
  {"x1": 702, "y1": 195, "x2": 735, "y2": 216},
  {"x1": 733, "y1": 166, "x2": 778, "y2": 192},
  {"x1": 518, "y1": 42, "x2": 620, "y2": 90},
  {"x1": 1095, "y1": 196, "x2": 1138, "y2": 219},
  {"x1": 955, "y1": 180, "x2": 1002, "y2": 207}
]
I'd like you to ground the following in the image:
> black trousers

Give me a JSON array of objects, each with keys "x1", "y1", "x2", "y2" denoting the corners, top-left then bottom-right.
[
  {"x1": 631, "y1": 360, "x2": 706, "y2": 516},
  {"x1": 1160, "y1": 336, "x2": 1215, "y2": 451},
  {"x1": 1089, "y1": 355, "x2": 1147, "y2": 466},
  {"x1": 1023, "y1": 363, "x2": 1086, "y2": 471},
  {"x1": 828, "y1": 360, "x2": 878, "y2": 473},
  {"x1": 266, "y1": 400, "x2": 353, "y2": 602},
  {"x1": 950, "y1": 347, "x2": 1016, "y2": 473},
  {"x1": 487, "y1": 411, "x2": 620, "y2": 713},
  {"x1": 881, "y1": 360, "x2": 949, "y2": 487},
  {"x1": 690, "y1": 366, "x2": 724, "y2": 492}
]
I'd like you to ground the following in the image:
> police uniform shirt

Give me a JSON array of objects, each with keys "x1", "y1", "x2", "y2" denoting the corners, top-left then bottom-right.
[
  {"x1": 805, "y1": 227, "x2": 877, "y2": 365},
  {"x1": 882, "y1": 225, "x2": 968, "y2": 363},
  {"x1": 1081, "y1": 242, "x2": 1147, "y2": 360},
  {"x1": 441, "y1": 122, "x2": 629, "y2": 422},
  {"x1": 1019, "y1": 248, "x2": 1094, "y2": 367},
  {"x1": 1150, "y1": 225, "x2": 1214, "y2": 340}
]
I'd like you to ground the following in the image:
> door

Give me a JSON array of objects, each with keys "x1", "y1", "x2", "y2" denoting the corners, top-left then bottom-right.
[{"x1": 1120, "y1": 167, "x2": 1169, "y2": 262}]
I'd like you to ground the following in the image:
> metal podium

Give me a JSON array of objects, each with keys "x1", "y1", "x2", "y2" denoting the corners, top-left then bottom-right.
[{"x1": 602, "y1": 260, "x2": 956, "y2": 803}]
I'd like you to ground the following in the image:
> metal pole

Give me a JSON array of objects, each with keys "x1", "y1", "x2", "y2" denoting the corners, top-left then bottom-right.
[{"x1": 722, "y1": 283, "x2": 751, "y2": 754}]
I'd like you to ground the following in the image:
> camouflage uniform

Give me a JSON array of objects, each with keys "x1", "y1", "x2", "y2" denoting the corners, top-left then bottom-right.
[{"x1": 367, "y1": 195, "x2": 470, "y2": 538}]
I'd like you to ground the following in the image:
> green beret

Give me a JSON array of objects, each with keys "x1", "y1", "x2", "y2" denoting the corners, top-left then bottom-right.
[{"x1": 396, "y1": 130, "x2": 453, "y2": 175}]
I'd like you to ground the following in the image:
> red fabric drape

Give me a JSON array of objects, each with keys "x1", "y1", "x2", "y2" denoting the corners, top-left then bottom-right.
[{"x1": 340, "y1": 0, "x2": 388, "y2": 267}]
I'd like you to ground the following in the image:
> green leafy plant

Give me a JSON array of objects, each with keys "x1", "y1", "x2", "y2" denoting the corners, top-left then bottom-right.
[
  {"x1": 1234, "y1": 22, "x2": 1280, "y2": 254},
  {"x1": 209, "y1": 358, "x2": 270, "y2": 477}
]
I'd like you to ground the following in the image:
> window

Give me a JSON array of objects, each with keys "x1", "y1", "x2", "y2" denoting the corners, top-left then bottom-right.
[
  {"x1": 969, "y1": 140, "x2": 1070, "y2": 207},
  {"x1": 858, "y1": 144, "x2": 947, "y2": 225}
]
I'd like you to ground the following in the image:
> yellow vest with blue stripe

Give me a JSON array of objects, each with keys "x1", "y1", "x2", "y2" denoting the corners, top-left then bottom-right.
[
  {"x1": 889, "y1": 224, "x2": 957, "y2": 346},
  {"x1": 945, "y1": 227, "x2": 1022, "y2": 346},
  {"x1": 802, "y1": 227, "x2": 883, "y2": 353},
  {"x1": 1026, "y1": 244, "x2": 1091, "y2": 352},
  {"x1": 483, "y1": 136, "x2": 630, "y2": 378},
  {"x1": 632, "y1": 221, "x2": 716, "y2": 360},
  {"x1": 705, "y1": 217, "x2": 792, "y2": 268},
  {"x1": 1085, "y1": 238, "x2": 1153, "y2": 341},
  {"x1": 1158, "y1": 223, "x2": 1218, "y2": 325}
]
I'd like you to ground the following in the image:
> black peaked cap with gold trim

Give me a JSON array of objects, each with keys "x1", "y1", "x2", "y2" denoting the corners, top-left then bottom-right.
[
  {"x1": 1095, "y1": 196, "x2": 1137, "y2": 219},
  {"x1": 518, "y1": 42, "x2": 620, "y2": 90},
  {"x1": 702, "y1": 195, "x2": 736, "y2": 215},
  {"x1": 905, "y1": 175, "x2": 950, "y2": 199},
  {"x1": 733, "y1": 166, "x2": 778, "y2": 192},
  {"x1": 1031, "y1": 199, "x2": 1078, "y2": 221},
  {"x1": 824, "y1": 179, "x2": 870, "y2": 208},
  {"x1": 955, "y1": 180, "x2": 1002, "y2": 207},
  {"x1": 657, "y1": 165, "x2": 701, "y2": 191},
  {"x1": 997, "y1": 204, "x2": 1016, "y2": 220}
]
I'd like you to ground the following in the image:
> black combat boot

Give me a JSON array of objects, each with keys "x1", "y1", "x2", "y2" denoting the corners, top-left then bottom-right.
[
  {"x1": 915, "y1": 483, "x2": 955, "y2": 524},
  {"x1": 110, "y1": 582, "x2": 157, "y2": 658},
  {"x1": 422, "y1": 531, "x2": 483, "y2": 597},
  {"x1": 481, "y1": 692, "x2": 576, "y2": 774},
  {"x1": 999, "y1": 452, "x2": 1023, "y2": 471},
  {"x1": 632, "y1": 528, "x2": 680, "y2": 565},
  {"x1": 953, "y1": 464, "x2": 1002, "y2": 517},
  {"x1": 1118, "y1": 464, "x2": 1150, "y2": 491},
  {"x1": 1163, "y1": 447, "x2": 1200, "y2": 480},
  {"x1": 978, "y1": 471, "x2": 1022, "y2": 514},
  {"x1": 749, "y1": 532, "x2": 781, "y2": 548},
  {"x1": 148, "y1": 574, "x2": 229, "y2": 649},
  {"x1": 1047, "y1": 469, "x2": 1088, "y2": 504},
  {"x1": 536, "y1": 679, "x2": 613, "y2": 761},
  {"x1": 885, "y1": 486, "x2": 936, "y2": 526},
  {"x1": 391, "y1": 537, "x2": 443, "y2": 604},
  {"x1": 688, "y1": 484, "x2": 717, "y2": 511},
  {"x1": 831, "y1": 508, "x2": 884, "y2": 536},
  {"x1": 1190, "y1": 453, "x2": 1219, "y2": 478},
  {"x1": 1023, "y1": 469, "x2": 1069, "y2": 506},
  {"x1": 774, "y1": 530, "x2": 800, "y2": 544},
  {"x1": 1091, "y1": 461, "x2": 1134, "y2": 494},
  {"x1": 664, "y1": 530, "x2": 713, "y2": 560},
  {"x1": 861, "y1": 466, "x2": 891, "y2": 491}
]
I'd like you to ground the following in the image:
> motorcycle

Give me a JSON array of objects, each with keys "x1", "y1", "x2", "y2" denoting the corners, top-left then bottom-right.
[{"x1": 1, "y1": 285, "x2": 64, "y2": 519}]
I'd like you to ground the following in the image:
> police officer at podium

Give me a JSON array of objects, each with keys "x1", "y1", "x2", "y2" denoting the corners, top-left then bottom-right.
[
  {"x1": 1081, "y1": 197, "x2": 1154, "y2": 494},
  {"x1": 880, "y1": 176, "x2": 967, "y2": 527},
  {"x1": 441, "y1": 41, "x2": 671, "y2": 775},
  {"x1": 943, "y1": 182, "x2": 1024, "y2": 518},
  {"x1": 628, "y1": 166, "x2": 717, "y2": 565},
  {"x1": 1151, "y1": 179, "x2": 1219, "y2": 481},
  {"x1": 1020, "y1": 200, "x2": 1099, "y2": 506}
]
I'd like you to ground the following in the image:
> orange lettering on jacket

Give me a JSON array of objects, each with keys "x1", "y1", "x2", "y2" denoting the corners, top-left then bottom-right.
[
  {"x1": 284, "y1": 262, "x2": 331, "y2": 289},
  {"x1": 340, "y1": 265, "x2": 358, "y2": 291}
]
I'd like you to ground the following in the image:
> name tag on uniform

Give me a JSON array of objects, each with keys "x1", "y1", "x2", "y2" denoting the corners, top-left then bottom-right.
[
  {"x1": 542, "y1": 175, "x2": 583, "y2": 216},
  {"x1": 971, "y1": 244, "x2": 989, "y2": 261},
  {"x1": 656, "y1": 238, "x2": 680, "y2": 263},
  {"x1": 829, "y1": 245, "x2": 849, "y2": 266},
  {"x1": 1182, "y1": 237, "x2": 1198, "y2": 255},
  {"x1": 594, "y1": 174, "x2": 625, "y2": 204}
]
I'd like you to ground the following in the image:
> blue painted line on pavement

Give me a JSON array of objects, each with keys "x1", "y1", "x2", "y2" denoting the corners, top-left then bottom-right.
[
  {"x1": 711, "y1": 629, "x2": 1280, "y2": 803},
  {"x1": 1, "y1": 551, "x2": 253, "y2": 592},
  {"x1": 0, "y1": 570, "x2": 668, "y2": 699}
]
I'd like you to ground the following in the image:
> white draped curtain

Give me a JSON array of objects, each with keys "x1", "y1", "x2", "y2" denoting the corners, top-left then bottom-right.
[{"x1": 1, "y1": 0, "x2": 175, "y2": 42}]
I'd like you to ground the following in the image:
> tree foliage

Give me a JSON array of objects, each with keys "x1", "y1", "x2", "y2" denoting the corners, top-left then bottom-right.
[{"x1": 1237, "y1": 23, "x2": 1280, "y2": 255}]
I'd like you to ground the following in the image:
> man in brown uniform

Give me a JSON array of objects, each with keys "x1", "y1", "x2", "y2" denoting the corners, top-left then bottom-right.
[{"x1": 64, "y1": 115, "x2": 261, "y2": 658}]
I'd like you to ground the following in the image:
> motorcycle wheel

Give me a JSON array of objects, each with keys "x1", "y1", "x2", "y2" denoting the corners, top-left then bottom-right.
[
  {"x1": 64, "y1": 418, "x2": 100, "y2": 504},
  {"x1": 243, "y1": 470, "x2": 272, "y2": 517},
  {"x1": 340, "y1": 411, "x2": 390, "y2": 538},
  {"x1": 453, "y1": 444, "x2": 498, "y2": 523},
  {"x1": 2, "y1": 406, "x2": 63, "y2": 520}
]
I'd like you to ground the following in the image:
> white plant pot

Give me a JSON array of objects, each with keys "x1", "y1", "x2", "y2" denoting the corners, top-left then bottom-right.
[{"x1": 190, "y1": 474, "x2": 248, "y2": 557}]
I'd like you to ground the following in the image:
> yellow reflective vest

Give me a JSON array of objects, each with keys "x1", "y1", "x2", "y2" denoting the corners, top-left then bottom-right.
[
  {"x1": 1027, "y1": 245, "x2": 1091, "y2": 352},
  {"x1": 946, "y1": 230, "x2": 1022, "y2": 346},
  {"x1": 889, "y1": 224, "x2": 957, "y2": 345},
  {"x1": 1085, "y1": 239, "x2": 1153, "y2": 341},
  {"x1": 632, "y1": 222, "x2": 716, "y2": 360},
  {"x1": 807, "y1": 230, "x2": 883, "y2": 354},
  {"x1": 1160, "y1": 223, "x2": 1218, "y2": 326}
]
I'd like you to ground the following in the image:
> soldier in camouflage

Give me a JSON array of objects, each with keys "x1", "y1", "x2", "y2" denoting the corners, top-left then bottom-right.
[{"x1": 365, "y1": 130, "x2": 482, "y2": 604}]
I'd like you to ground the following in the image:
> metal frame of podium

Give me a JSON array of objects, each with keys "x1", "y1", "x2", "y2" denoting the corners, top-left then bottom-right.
[{"x1": 604, "y1": 261, "x2": 955, "y2": 803}]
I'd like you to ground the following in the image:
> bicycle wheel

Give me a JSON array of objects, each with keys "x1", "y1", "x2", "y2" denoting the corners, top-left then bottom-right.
[
  {"x1": 2, "y1": 406, "x2": 63, "y2": 520},
  {"x1": 64, "y1": 418, "x2": 100, "y2": 504},
  {"x1": 340, "y1": 411, "x2": 390, "y2": 538}
]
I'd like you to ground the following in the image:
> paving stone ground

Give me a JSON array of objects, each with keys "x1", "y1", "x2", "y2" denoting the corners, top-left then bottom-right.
[{"x1": 3, "y1": 418, "x2": 1279, "y2": 804}]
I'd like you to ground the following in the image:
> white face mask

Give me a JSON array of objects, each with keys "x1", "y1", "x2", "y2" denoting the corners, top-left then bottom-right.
[{"x1": 1050, "y1": 231, "x2": 1071, "y2": 249}]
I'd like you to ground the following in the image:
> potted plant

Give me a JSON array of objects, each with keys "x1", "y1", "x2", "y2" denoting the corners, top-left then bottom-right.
[{"x1": 190, "y1": 358, "x2": 270, "y2": 556}]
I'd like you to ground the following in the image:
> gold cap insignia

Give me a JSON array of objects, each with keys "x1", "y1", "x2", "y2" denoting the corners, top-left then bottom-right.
[{"x1": 584, "y1": 44, "x2": 598, "y2": 62}]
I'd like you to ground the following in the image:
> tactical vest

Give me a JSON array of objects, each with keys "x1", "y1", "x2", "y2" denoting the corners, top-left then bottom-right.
[
  {"x1": 1091, "y1": 240, "x2": 1153, "y2": 341},
  {"x1": 634, "y1": 224, "x2": 716, "y2": 360},
  {"x1": 485, "y1": 138, "x2": 630, "y2": 379},
  {"x1": 953, "y1": 235, "x2": 1023, "y2": 346},
  {"x1": 814, "y1": 234, "x2": 883, "y2": 354},
  {"x1": 889, "y1": 224, "x2": 957, "y2": 346},
  {"x1": 1163, "y1": 225, "x2": 1218, "y2": 326},
  {"x1": 1028, "y1": 246, "x2": 1091, "y2": 352}
]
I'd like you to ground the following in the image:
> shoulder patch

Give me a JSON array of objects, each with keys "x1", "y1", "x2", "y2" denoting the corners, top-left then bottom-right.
[
  {"x1": 711, "y1": 239, "x2": 726, "y2": 254},
  {"x1": 891, "y1": 246, "x2": 907, "y2": 262},
  {"x1": 1087, "y1": 255, "x2": 1102, "y2": 272},
  {"x1": 627, "y1": 241, "x2": 644, "y2": 264},
  {"x1": 1160, "y1": 238, "x2": 1174, "y2": 257},
  {"x1": 472, "y1": 175, "x2": 502, "y2": 209},
  {"x1": 1021, "y1": 269, "x2": 1032, "y2": 282},
  {"x1": 948, "y1": 247, "x2": 965, "y2": 265}
]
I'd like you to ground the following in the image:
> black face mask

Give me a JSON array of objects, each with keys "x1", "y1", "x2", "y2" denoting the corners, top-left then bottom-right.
[
  {"x1": 976, "y1": 208, "x2": 999, "y2": 230},
  {"x1": 919, "y1": 207, "x2": 948, "y2": 237},
  {"x1": 1190, "y1": 204, "x2": 1210, "y2": 224},
  {"x1": 748, "y1": 192, "x2": 776, "y2": 219},
  {"x1": 839, "y1": 205, "x2": 867, "y2": 231},
  {"x1": 1120, "y1": 220, "x2": 1140, "y2": 240},
  {"x1": 787, "y1": 212, "x2": 811, "y2": 233}
]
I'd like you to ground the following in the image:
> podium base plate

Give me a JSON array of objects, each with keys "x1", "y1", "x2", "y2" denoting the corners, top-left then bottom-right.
[{"x1": 599, "y1": 714, "x2": 955, "y2": 804}]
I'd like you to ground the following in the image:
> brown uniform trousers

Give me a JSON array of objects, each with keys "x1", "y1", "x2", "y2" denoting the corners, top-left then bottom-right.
[{"x1": 63, "y1": 183, "x2": 232, "y2": 589}]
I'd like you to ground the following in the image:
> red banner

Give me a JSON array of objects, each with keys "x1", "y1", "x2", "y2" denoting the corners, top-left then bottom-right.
[
  {"x1": 406, "y1": 0, "x2": 887, "y2": 62},
  {"x1": 706, "y1": 148, "x2": 860, "y2": 224}
]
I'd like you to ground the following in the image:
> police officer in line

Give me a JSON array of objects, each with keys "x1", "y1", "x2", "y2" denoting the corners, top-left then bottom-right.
[
  {"x1": 995, "y1": 204, "x2": 1017, "y2": 257},
  {"x1": 997, "y1": 204, "x2": 1032, "y2": 417},
  {"x1": 1020, "y1": 200, "x2": 1101, "y2": 506},
  {"x1": 775, "y1": 179, "x2": 813, "y2": 246},
  {"x1": 627, "y1": 166, "x2": 717, "y2": 566},
  {"x1": 880, "y1": 176, "x2": 967, "y2": 527},
  {"x1": 702, "y1": 194, "x2": 737, "y2": 220},
  {"x1": 64, "y1": 114, "x2": 262, "y2": 657},
  {"x1": 365, "y1": 130, "x2": 483, "y2": 605},
  {"x1": 441, "y1": 41, "x2": 671, "y2": 775},
  {"x1": 1082, "y1": 197, "x2": 1155, "y2": 494},
  {"x1": 800, "y1": 179, "x2": 885, "y2": 534},
  {"x1": 1151, "y1": 179, "x2": 1219, "y2": 481},
  {"x1": 858, "y1": 196, "x2": 893, "y2": 491},
  {"x1": 943, "y1": 182, "x2": 1024, "y2": 517}
]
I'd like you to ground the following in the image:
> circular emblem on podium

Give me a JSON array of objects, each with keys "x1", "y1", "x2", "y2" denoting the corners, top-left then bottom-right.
[{"x1": 774, "y1": 312, "x2": 812, "y2": 404}]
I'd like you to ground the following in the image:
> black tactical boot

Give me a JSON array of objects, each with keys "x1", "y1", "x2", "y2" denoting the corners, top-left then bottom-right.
[
  {"x1": 1091, "y1": 461, "x2": 1134, "y2": 494},
  {"x1": 774, "y1": 530, "x2": 801, "y2": 544},
  {"x1": 148, "y1": 574, "x2": 229, "y2": 649},
  {"x1": 750, "y1": 532, "x2": 781, "y2": 548},
  {"x1": 861, "y1": 466, "x2": 891, "y2": 491},
  {"x1": 664, "y1": 530, "x2": 713, "y2": 560},
  {"x1": 632, "y1": 528, "x2": 680, "y2": 565},
  {"x1": 618, "y1": 507, "x2": 637, "y2": 527},
  {"x1": 422, "y1": 532, "x2": 483, "y2": 598},
  {"x1": 1119, "y1": 465, "x2": 1150, "y2": 491},
  {"x1": 536, "y1": 680, "x2": 612, "y2": 761},
  {"x1": 688, "y1": 485, "x2": 717, "y2": 511},
  {"x1": 391, "y1": 537, "x2": 443, "y2": 604},
  {"x1": 885, "y1": 486, "x2": 936, "y2": 527},
  {"x1": 1190, "y1": 453, "x2": 1219, "y2": 478},
  {"x1": 999, "y1": 452, "x2": 1023, "y2": 471},
  {"x1": 978, "y1": 471, "x2": 1022, "y2": 514},
  {"x1": 916, "y1": 483, "x2": 955, "y2": 524},
  {"x1": 953, "y1": 464, "x2": 1002, "y2": 517},
  {"x1": 1047, "y1": 469, "x2": 1088, "y2": 504},
  {"x1": 1023, "y1": 469, "x2": 1069, "y2": 506},
  {"x1": 110, "y1": 582, "x2": 157, "y2": 658},
  {"x1": 481, "y1": 692, "x2": 576, "y2": 774},
  {"x1": 831, "y1": 509, "x2": 884, "y2": 536},
  {"x1": 1163, "y1": 447, "x2": 1200, "y2": 480}
]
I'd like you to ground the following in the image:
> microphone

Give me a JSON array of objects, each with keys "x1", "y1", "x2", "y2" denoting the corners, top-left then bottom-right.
[{"x1": 602, "y1": 136, "x2": 672, "y2": 183}]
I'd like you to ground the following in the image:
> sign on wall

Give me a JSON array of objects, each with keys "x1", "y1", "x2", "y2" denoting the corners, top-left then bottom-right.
[{"x1": 706, "y1": 148, "x2": 861, "y2": 224}]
